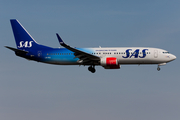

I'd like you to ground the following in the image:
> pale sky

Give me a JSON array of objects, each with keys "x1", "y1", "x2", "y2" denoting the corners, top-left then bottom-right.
[{"x1": 0, "y1": 0, "x2": 180, "y2": 120}]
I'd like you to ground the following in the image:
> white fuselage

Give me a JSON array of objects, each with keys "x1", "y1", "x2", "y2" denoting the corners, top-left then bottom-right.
[
  {"x1": 84, "y1": 47, "x2": 176, "y2": 65},
  {"x1": 44, "y1": 47, "x2": 176, "y2": 66}
]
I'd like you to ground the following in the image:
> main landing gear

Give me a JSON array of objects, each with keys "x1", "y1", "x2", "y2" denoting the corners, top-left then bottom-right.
[{"x1": 88, "y1": 65, "x2": 96, "y2": 73}]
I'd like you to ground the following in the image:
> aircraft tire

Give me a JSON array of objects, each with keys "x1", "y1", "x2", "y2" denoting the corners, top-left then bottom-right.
[
  {"x1": 157, "y1": 67, "x2": 160, "y2": 71},
  {"x1": 88, "y1": 66, "x2": 96, "y2": 73},
  {"x1": 91, "y1": 68, "x2": 96, "y2": 73}
]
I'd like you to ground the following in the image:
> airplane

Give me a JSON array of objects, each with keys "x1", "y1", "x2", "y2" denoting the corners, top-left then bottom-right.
[{"x1": 5, "y1": 19, "x2": 176, "y2": 73}]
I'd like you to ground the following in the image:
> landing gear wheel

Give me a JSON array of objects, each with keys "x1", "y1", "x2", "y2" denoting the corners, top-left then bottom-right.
[
  {"x1": 88, "y1": 66, "x2": 92, "y2": 71},
  {"x1": 88, "y1": 66, "x2": 96, "y2": 73},
  {"x1": 157, "y1": 67, "x2": 160, "y2": 71},
  {"x1": 91, "y1": 68, "x2": 96, "y2": 73}
]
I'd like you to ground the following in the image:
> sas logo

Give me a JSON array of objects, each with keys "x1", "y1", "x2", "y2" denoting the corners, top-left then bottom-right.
[
  {"x1": 18, "y1": 41, "x2": 33, "y2": 48},
  {"x1": 122, "y1": 49, "x2": 148, "y2": 58}
]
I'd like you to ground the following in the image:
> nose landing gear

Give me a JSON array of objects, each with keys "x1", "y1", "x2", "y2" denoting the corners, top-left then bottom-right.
[
  {"x1": 88, "y1": 65, "x2": 96, "y2": 73},
  {"x1": 157, "y1": 63, "x2": 166, "y2": 71},
  {"x1": 157, "y1": 66, "x2": 160, "y2": 71}
]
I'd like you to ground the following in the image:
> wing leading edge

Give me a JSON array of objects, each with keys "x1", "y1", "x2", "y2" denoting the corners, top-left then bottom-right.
[{"x1": 56, "y1": 33, "x2": 100, "y2": 64}]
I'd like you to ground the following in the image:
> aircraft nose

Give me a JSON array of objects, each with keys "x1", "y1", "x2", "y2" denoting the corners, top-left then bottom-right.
[{"x1": 171, "y1": 54, "x2": 176, "y2": 61}]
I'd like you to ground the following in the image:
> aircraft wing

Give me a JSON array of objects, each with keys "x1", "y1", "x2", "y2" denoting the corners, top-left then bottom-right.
[{"x1": 56, "y1": 34, "x2": 100, "y2": 63}]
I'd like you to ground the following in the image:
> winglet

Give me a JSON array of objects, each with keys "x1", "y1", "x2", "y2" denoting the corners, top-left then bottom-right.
[{"x1": 56, "y1": 33, "x2": 66, "y2": 46}]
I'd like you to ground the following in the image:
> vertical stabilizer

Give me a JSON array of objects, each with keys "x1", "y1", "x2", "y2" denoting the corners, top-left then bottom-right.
[{"x1": 10, "y1": 19, "x2": 39, "y2": 50}]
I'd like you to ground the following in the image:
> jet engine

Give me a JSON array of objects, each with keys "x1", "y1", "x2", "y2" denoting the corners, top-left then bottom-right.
[{"x1": 100, "y1": 57, "x2": 120, "y2": 69}]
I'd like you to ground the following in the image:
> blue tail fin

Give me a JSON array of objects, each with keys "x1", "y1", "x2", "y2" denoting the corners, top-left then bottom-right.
[{"x1": 10, "y1": 19, "x2": 40, "y2": 50}]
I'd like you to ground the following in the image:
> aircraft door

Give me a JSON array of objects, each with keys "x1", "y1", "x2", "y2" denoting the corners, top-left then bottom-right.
[
  {"x1": 38, "y1": 51, "x2": 42, "y2": 57},
  {"x1": 154, "y1": 50, "x2": 158, "y2": 58}
]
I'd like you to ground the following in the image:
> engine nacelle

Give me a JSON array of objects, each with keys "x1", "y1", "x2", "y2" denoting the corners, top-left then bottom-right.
[{"x1": 100, "y1": 57, "x2": 120, "y2": 69}]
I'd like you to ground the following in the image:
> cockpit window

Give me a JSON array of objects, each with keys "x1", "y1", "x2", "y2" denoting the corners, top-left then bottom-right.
[{"x1": 163, "y1": 51, "x2": 169, "y2": 54}]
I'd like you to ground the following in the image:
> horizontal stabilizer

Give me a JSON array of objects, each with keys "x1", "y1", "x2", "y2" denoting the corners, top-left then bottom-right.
[{"x1": 5, "y1": 46, "x2": 28, "y2": 54}]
